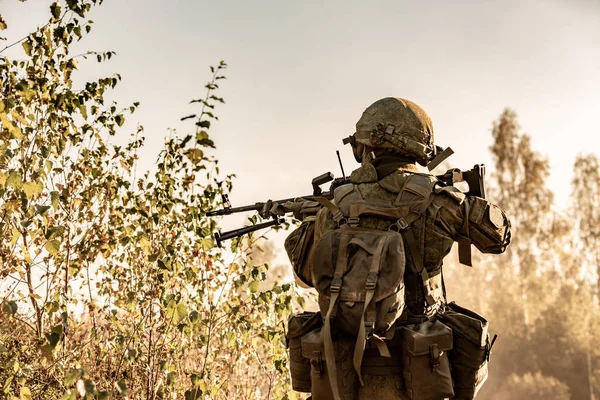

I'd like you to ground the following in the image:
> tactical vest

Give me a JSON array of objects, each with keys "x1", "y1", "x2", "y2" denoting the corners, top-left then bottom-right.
[
  {"x1": 285, "y1": 164, "x2": 495, "y2": 400},
  {"x1": 308, "y1": 165, "x2": 447, "y2": 400}
]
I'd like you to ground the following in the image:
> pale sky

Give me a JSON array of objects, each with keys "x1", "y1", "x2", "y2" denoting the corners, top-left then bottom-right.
[{"x1": 3, "y1": 0, "x2": 600, "y2": 266}]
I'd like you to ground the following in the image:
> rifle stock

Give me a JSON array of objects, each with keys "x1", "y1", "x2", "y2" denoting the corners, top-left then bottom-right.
[{"x1": 436, "y1": 164, "x2": 486, "y2": 199}]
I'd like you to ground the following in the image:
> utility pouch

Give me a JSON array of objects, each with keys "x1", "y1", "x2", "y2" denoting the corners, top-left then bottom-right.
[
  {"x1": 438, "y1": 302, "x2": 494, "y2": 399},
  {"x1": 287, "y1": 312, "x2": 322, "y2": 393},
  {"x1": 360, "y1": 324, "x2": 405, "y2": 376},
  {"x1": 402, "y1": 320, "x2": 454, "y2": 400},
  {"x1": 285, "y1": 219, "x2": 317, "y2": 288},
  {"x1": 301, "y1": 330, "x2": 358, "y2": 400}
]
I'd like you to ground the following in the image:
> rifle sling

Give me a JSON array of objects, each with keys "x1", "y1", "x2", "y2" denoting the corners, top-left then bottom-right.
[
  {"x1": 457, "y1": 199, "x2": 473, "y2": 266},
  {"x1": 323, "y1": 233, "x2": 351, "y2": 400},
  {"x1": 402, "y1": 228, "x2": 436, "y2": 307}
]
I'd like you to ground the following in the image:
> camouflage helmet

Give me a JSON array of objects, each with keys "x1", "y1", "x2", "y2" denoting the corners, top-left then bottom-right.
[{"x1": 348, "y1": 97, "x2": 436, "y2": 166}]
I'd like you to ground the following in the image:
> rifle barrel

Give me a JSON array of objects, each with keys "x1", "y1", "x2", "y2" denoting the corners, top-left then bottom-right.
[
  {"x1": 215, "y1": 218, "x2": 284, "y2": 247},
  {"x1": 205, "y1": 192, "x2": 335, "y2": 217},
  {"x1": 206, "y1": 203, "x2": 264, "y2": 217}
]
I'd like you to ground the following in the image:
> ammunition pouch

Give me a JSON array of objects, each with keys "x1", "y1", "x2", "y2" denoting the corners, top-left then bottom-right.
[
  {"x1": 287, "y1": 304, "x2": 494, "y2": 400},
  {"x1": 285, "y1": 219, "x2": 317, "y2": 287},
  {"x1": 402, "y1": 320, "x2": 455, "y2": 400},
  {"x1": 287, "y1": 312, "x2": 322, "y2": 392},
  {"x1": 302, "y1": 327, "x2": 358, "y2": 400},
  {"x1": 438, "y1": 302, "x2": 495, "y2": 400}
]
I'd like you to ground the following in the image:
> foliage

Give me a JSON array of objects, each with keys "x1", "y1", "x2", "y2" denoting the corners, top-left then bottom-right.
[
  {"x1": 444, "y1": 109, "x2": 599, "y2": 399},
  {"x1": 0, "y1": 1, "x2": 297, "y2": 399},
  {"x1": 1, "y1": 2, "x2": 599, "y2": 400},
  {"x1": 571, "y1": 154, "x2": 600, "y2": 290}
]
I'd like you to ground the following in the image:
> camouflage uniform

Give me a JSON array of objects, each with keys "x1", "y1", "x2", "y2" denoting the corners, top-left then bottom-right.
[
  {"x1": 287, "y1": 98, "x2": 511, "y2": 400},
  {"x1": 308, "y1": 159, "x2": 511, "y2": 399}
]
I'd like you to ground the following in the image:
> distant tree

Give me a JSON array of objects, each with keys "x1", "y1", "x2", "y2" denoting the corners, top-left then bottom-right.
[
  {"x1": 488, "y1": 108, "x2": 559, "y2": 324},
  {"x1": 571, "y1": 154, "x2": 600, "y2": 291},
  {"x1": 485, "y1": 109, "x2": 555, "y2": 376},
  {"x1": 465, "y1": 109, "x2": 574, "y2": 399},
  {"x1": 568, "y1": 153, "x2": 600, "y2": 400}
]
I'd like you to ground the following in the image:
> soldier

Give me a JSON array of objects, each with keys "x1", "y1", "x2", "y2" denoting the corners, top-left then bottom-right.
[{"x1": 285, "y1": 97, "x2": 511, "y2": 400}]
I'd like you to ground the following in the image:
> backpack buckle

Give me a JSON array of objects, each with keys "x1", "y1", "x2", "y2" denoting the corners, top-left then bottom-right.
[
  {"x1": 310, "y1": 351, "x2": 324, "y2": 375},
  {"x1": 365, "y1": 272, "x2": 378, "y2": 290},
  {"x1": 347, "y1": 217, "x2": 360, "y2": 227},
  {"x1": 330, "y1": 278, "x2": 343, "y2": 293},
  {"x1": 389, "y1": 218, "x2": 409, "y2": 232},
  {"x1": 332, "y1": 210, "x2": 345, "y2": 224}
]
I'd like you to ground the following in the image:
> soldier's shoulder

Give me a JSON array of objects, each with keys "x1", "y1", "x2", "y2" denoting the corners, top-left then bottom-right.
[
  {"x1": 378, "y1": 171, "x2": 436, "y2": 194},
  {"x1": 433, "y1": 184, "x2": 466, "y2": 205}
]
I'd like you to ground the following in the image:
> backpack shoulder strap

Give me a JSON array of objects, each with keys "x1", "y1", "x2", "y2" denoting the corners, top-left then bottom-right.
[
  {"x1": 395, "y1": 173, "x2": 437, "y2": 225},
  {"x1": 322, "y1": 232, "x2": 351, "y2": 400},
  {"x1": 395, "y1": 174, "x2": 440, "y2": 307}
]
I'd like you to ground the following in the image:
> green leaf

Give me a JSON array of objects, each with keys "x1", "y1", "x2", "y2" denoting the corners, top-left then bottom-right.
[
  {"x1": 84, "y1": 380, "x2": 95, "y2": 398},
  {"x1": 65, "y1": 369, "x2": 82, "y2": 386},
  {"x1": 166, "y1": 301, "x2": 187, "y2": 324},
  {"x1": 0, "y1": 112, "x2": 22, "y2": 138},
  {"x1": 44, "y1": 226, "x2": 65, "y2": 240},
  {"x1": 196, "y1": 131, "x2": 209, "y2": 141},
  {"x1": 97, "y1": 392, "x2": 109, "y2": 400},
  {"x1": 20, "y1": 387, "x2": 32, "y2": 400},
  {"x1": 45, "y1": 239, "x2": 60, "y2": 255},
  {"x1": 185, "y1": 148, "x2": 204, "y2": 165},
  {"x1": 23, "y1": 182, "x2": 43, "y2": 199},
  {"x1": 157, "y1": 259, "x2": 169, "y2": 270},
  {"x1": 115, "y1": 380, "x2": 127, "y2": 395},
  {"x1": 185, "y1": 389, "x2": 203, "y2": 400},
  {"x1": 50, "y1": 191, "x2": 59, "y2": 210},
  {"x1": 10, "y1": 226, "x2": 20, "y2": 248},
  {"x1": 22, "y1": 41, "x2": 33, "y2": 57},
  {"x1": 22, "y1": 89, "x2": 36, "y2": 103},
  {"x1": 6, "y1": 171, "x2": 22, "y2": 190},
  {"x1": 66, "y1": 0, "x2": 78, "y2": 11},
  {"x1": 50, "y1": 3, "x2": 61, "y2": 19},
  {"x1": 201, "y1": 237, "x2": 214, "y2": 251},
  {"x1": 79, "y1": 104, "x2": 88, "y2": 119},
  {"x1": 138, "y1": 236, "x2": 151, "y2": 251},
  {"x1": 181, "y1": 114, "x2": 196, "y2": 121},
  {"x1": 115, "y1": 115, "x2": 124, "y2": 127},
  {"x1": 248, "y1": 281, "x2": 259, "y2": 293},
  {"x1": 0, "y1": 15, "x2": 7, "y2": 30},
  {"x1": 45, "y1": 331, "x2": 61, "y2": 349},
  {"x1": 35, "y1": 204, "x2": 51, "y2": 215}
]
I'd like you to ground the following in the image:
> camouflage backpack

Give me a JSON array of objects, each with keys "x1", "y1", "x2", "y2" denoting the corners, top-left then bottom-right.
[{"x1": 312, "y1": 173, "x2": 437, "y2": 400}]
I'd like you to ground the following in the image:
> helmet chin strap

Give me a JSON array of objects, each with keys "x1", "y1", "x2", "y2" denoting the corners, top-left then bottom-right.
[{"x1": 361, "y1": 146, "x2": 376, "y2": 166}]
